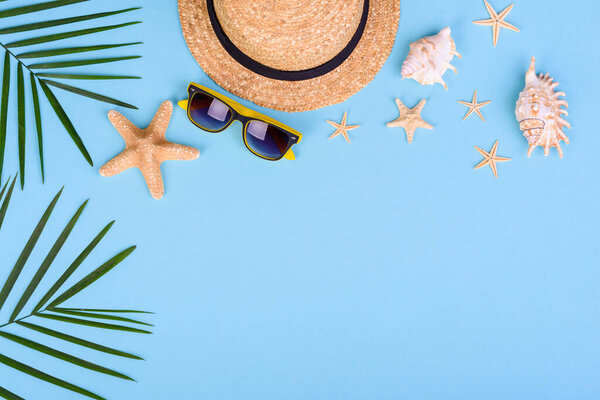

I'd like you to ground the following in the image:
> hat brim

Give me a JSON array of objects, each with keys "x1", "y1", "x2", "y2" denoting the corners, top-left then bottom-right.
[{"x1": 178, "y1": 0, "x2": 400, "y2": 112}]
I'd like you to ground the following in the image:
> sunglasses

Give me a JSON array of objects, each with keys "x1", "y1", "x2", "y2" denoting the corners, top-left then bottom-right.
[{"x1": 178, "y1": 83, "x2": 302, "y2": 161}]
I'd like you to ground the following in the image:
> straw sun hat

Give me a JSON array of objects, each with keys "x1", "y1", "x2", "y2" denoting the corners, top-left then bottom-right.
[{"x1": 178, "y1": 0, "x2": 401, "y2": 112}]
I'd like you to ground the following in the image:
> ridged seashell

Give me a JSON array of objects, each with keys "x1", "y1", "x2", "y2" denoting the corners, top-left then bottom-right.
[
  {"x1": 401, "y1": 27, "x2": 460, "y2": 90},
  {"x1": 515, "y1": 57, "x2": 570, "y2": 158}
]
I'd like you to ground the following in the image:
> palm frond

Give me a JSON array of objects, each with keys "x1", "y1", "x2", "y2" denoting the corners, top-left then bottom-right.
[
  {"x1": 32, "y1": 219, "x2": 114, "y2": 313},
  {"x1": 0, "y1": 385, "x2": 25, "y2": 400},
  {"x1": 39, "y1": 80, "x2": 92, "y2": 165},
  {"x1": 50, "y1": 308, "x2": 153, "y2": 326},
  {"x1": 0, "y1": 52, "x2": 9, "y2": 184},
  {"x1": 0, "y1": 186, "x2": 151, "y2": 399},
  {"x1": 41, "y1": 79, "x2": 137, "y2": 109},
  {"x1": 30, "y1": 72, "x2": 44, "y2": 182},
  {"x1": 0, "y1": 354, "x2": 105, "y2": 400},
  {"x1": 18, "y1": 42, "x2": 142, "y2": 58},
  {"x1": 53, "y1": 308, "x2": 153, "y2": 314},
  {"x1": 0, "y1": 174, "x2": 16, "y2": 228},
  {"x1": 0, "y1": 187, "x2": 63, "y2": 310},
  {"x1": 37, "y1": 313, "x2": 151, "y2": 334},
  {"x1": 0, "y1": 0, "x2": 142, "y2": 186},
  {"x1": 0, "y1": 7, "x2": 141, "y2": 35},
  {"x1": 36, "y1": 72, "x2": 141, "y2": 80},
  {"x1": 29, "y1": 55, "x2": 141, "y2": 69},
  {"x1": 6, "y1": 21, "x2": 141, "y2": 48},
  {"x1": 16, "y1": 62, "x2": 24, "y2": 188},
  {"x1": 17, "y1": 321, "x2": 144, "y2": 360},
  {"x1": 0, "y1": 331, "x2": 134, "y2": 381},
  {"x1": 9, "y1": 199, "x2": 88, "y2": 322},
  {"x1": 0, "y1": 0, "x2": 89, "y2": 19}
]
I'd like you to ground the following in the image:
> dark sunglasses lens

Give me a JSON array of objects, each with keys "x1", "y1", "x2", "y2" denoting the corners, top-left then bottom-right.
[
  {"x1": 189, "y1": 92, "x2": 233, "y2": 131},
  {"x1": 246, "y1": 120, "x2": 291, "y2": 159}
]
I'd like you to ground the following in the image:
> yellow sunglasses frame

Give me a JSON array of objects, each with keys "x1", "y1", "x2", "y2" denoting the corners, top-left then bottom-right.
[{"x1": 178, "y1": 83, "x2": 302, "y2": 160}]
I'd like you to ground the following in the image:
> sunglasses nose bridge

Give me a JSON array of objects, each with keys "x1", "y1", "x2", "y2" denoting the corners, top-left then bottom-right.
[{"x1": 231, "y1": 118, "x2": 246, "y2": 130}]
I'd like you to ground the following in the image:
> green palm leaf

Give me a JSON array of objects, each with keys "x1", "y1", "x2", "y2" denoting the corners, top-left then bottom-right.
[
  {"x1": 30, "y1": 72, "x2": 44, "y2": 181},
  {"x1": 6, "y1": 22, "x2": 141, "y2": 48},
  {"x1": 33, "y1": 220, "x2": 114, "y2": 313},
  {"x1": 39, "y1": 80, "x2": 93, "y2": 165},
  {"x1": 0, "y1": 386, "x2": 25, "y2": 400},
  {"x1": 37, "y1": 313, "x2": 152, "y2": 334},
  {"x1": 29, "y1": 55, "x2": 141, "y2": 69},
  {"x1": 0, "y1": 7, "x2": 140, "y2": 34},
  {"x1": 9, "y1": 199, "x2": 88, "y2": 322},
  {"x1": 0, "y1": 331, "x2": 134, "y2": 381},
  {"x1": 37, "y1": 73, "x2": 141, "y2": 80},
  {"x1": 0, "y1": 353, "x2": 104, "y2": 400},
  {"x1": 41, "y1": 79, "x2": 138, "y2": 109},
  {"x1": 0, "y1": 175, "x2": 17, "y2": 229},
  {"x1": 0, "y1": 175, "x2": 9, "y2": 201},
  {"x1": 18, "y1": 321, "x2": 144, "y2": 360},
  {"x1": 16, "y1": 63, "x2": 25, "y2": 188},
  {"x1": 0, "y1": 188, "x2": 62, "y2": 311},
  {"x1": 0, "y1": 187, "x2": 151, "y2": 398},
  {"x1": 0, "y1": 0, "x2": 88, "y2": 19},
  {"x1": 48, "y1": 245, "x2": 137, "y2": 307},
  {"x1": 18, "y1": 42, "x2": 142, "y2": 59},
  {"x1": 0, "y1": 0, "x2": 142, "y2": 186},
  {"x1": 54, "y1": 308, "x2": 153, "y2": 314},
  {"x1": 0, "y1": 52, "x2": 9, "y2": 184},
  {"x1": 49, "y1": 308, "x2": 153, "y2": 326}
]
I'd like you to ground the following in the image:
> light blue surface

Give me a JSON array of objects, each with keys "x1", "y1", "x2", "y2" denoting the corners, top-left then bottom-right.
[{"x1": 1, "y1": 0, "x2": 599, "y2": 399}]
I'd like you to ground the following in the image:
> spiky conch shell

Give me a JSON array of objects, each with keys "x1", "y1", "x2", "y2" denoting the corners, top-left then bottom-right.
[
  {"x1": 401, "y1": 27, "x2": 460, "y2": 90},
  {"x1": 515, "y1": 57, "x2": 570, "y2": 158}
]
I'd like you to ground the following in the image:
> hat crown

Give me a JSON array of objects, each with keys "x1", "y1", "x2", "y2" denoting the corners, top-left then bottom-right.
[{"x1": 214, "y1": 0, "x2": 364, "y2": 71}]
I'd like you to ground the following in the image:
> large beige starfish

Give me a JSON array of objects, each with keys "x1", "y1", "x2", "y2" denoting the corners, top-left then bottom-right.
[
  {"x1": 458, "y1": 90, "x2": 492, "y2": 121},
  {"x1": 386, "y1": 99, "x2": 433, "y2": 144},
  {"x1": 327, "y1": 111, "x2": 359, "y2": 143},
  {"x1": 474, "y1": 140, "x2": 511, "y2": 178},
  {"x1": 473, "y1": 0, "x2": 519, "y2": 46},
  {"x1": 100, "y1": 100, "x2": 199, "y2": 199}
]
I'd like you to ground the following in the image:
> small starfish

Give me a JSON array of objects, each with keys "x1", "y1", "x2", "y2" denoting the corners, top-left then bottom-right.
[
  {"x1": 458, "y1": 90, "x2": 492, "y2": 121},
  {"x1": 327, "y1": 111, "x2": 359, "y2": 143},
  {"x1": 100, "y1": 100, "x2": 199, "y2": 199},
  {"x1": 473, "y1": 0, "x2": 520, "y2": 46},
  {"x1": 386, "y1": 99, "x2": 433, "y2": 144},
  {"x1": 474, "y1": 140, "x2": 511, "y2": 178}
]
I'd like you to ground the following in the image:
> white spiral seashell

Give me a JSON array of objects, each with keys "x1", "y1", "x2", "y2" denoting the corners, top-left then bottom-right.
[
  {"x1": 515, "y1": 57, "x2": 570, "y2": 158},
  {"x1": 401, "y1": 27, "x2": 460, "y2": 90}
]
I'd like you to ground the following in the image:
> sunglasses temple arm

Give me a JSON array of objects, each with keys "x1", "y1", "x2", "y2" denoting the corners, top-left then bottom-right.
[
  {"x1": 283, "y1": 148, "x2": 295, "y2": 160},
  {"x1": 178, "y1": 99, "x2": 189, "y2": 110}
]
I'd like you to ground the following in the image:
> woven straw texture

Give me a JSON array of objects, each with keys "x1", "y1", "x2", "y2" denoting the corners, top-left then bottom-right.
[{"x1": 178, "y1": 0, "x2": 401, "y2": 112}]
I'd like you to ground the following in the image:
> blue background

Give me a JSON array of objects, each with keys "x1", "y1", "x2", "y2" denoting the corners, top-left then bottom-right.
[{"x1": 1, "y1": 0, "x2": 599, "y2": 399}]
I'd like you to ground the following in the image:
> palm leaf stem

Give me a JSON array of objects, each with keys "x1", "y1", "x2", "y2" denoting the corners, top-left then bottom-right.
[
  {"x1": 0, "y1": 312, "x2": 33, "y2": 330},
  {"x1": 0, "y1": 42, "x2": 36, "y2": 75}
]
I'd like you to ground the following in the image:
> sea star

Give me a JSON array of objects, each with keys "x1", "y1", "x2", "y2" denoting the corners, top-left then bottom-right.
[
  {"x1": 386, "y1": 99, "x2": 433, "y2": 144},
  {"x1": 474, "y1": 140, "x2": 511, "y2": 178},
  {"x1": 473, "y1": 0, "x2": 519, "y2": 47},
  {"x1": 100, "y1": 100, "x2": 199, "y2": 199},
  {"x1": 458, "y1": 90, "x2": 492, "y2": 121},
  {"x1": 327, "y1": 111, "x2": 360, "y2": 143}
]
